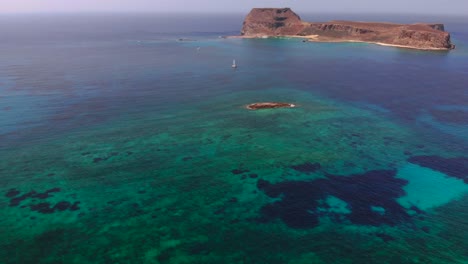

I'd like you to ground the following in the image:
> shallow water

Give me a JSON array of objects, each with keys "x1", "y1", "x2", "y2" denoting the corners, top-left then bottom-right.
[{"x1": 0, "y1": 13, "x2": 467, "y2": 264}]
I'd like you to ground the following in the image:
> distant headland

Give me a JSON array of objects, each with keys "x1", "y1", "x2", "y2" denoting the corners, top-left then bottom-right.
[{"x1": 238, "y1": 8, "x2": 455, "y2": 50}]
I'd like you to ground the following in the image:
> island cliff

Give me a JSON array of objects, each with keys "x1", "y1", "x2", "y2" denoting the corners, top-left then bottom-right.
[{"x1": 241, "y1": 8, "x2": 455, "y2": 50}]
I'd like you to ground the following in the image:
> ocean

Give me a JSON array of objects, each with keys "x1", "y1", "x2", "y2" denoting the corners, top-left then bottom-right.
[{"x1": 0, "y1": 13, "x2": 467, "y2": 263}]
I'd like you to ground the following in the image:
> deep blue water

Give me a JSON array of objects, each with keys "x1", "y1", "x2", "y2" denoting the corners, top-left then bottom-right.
[{"x1": 0, "y1": 13, "x2": 467, "y2": 263}]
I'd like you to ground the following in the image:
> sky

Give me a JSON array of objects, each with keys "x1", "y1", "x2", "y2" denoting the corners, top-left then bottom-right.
[{"x1": 1, "y1": 0, "x2": 466, "y2": 14}]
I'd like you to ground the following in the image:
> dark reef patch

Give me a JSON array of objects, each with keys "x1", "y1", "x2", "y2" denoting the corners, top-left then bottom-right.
[
  {"x1": 7, "y1": 188, "x2": 80, "y2": 214},
  {"x1": 408, "y1": 155, "x2": 468, "y2": 183},
  {"x1": 54, "y1": 201, "x2": 71, "y2": 211},
  {"x1": 93, "y1": 157, "x2": 107, "y2": 163},
  {"x1": 92, "y1": 152, "x2": 124, "y2": 163},
  {"x1": 290, "y1": 162, "x2": 321, "y2": 173},
  {"x1": 29, "y1": 200, "x2": 81, "y2": 214},
  {"x1": 409, "y1": 205, "x2": 425, "y2": 215},
  {"x1": 421, "y1": 226, "x2": 430, "y2": 233},
  {"x1": 33, "y1": 188, "x2": 61, "y2": 199},
  {"x1": 70, "y1": 202, "x2": 81, "y2": 211},
  {"x1": 231, "y1": 169, "x2": 250, "y2": 175},
  {"x1": 257, "y1": 170, "x2": 414, "y2": 229},
  {"x1": 10, "y1": 191, "x2": 39, "y2": 207},
  {"x1": 30, "y1": 202, "x2": 55, "y2": 214},
  {"x1": 188, "y1": 242, "x2": 211, "y2": 255},
  {"x1": 376, "y1": 233, "x2": 396, "y2": 242},
  {"x1": 5, "y1": 188, "x2": 20, "y2": 198}
]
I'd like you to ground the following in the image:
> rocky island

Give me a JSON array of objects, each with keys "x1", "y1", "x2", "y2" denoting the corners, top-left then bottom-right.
[
  {"x1": 240, "y1": 8, "x2": 455, "y2": 50},
  {"x1": 246, "y1": 102, "x2": 296, "y2": 110}
]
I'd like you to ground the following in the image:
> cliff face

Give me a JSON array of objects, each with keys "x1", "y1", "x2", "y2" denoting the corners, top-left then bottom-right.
[
  {"x1": 241, "y1": 8, "x2": 305, "y2": 36},
  {"x1": 241, "y1": 8, "x2": 455, "y2": 50},
  {"x1": 393, "y1": 26, "x2": 453, "y2": 49}
]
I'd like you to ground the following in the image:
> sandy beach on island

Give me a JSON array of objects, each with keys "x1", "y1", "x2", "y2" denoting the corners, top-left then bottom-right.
[
  {"x1": 226, "y1": 35, "x2": 450, "y2": 51},
  {"x1": 226, "y1": 34, "x2": 318, "y2": 40},
  {"x1": 304, "y1": 37, "x2": 452, "y2": 51}
]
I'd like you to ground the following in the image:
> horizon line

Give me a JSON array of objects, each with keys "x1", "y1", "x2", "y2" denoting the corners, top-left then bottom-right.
[{"x1": 0, "y1": 10, "x2": 466, "y2": 16}]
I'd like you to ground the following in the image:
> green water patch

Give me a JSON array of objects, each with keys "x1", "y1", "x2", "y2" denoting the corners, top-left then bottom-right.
[
  {"x1": 407, "y1": 155, "x2": 468, "y2": 183},
  {"x1": 397, "y1": 163, "x2": 468, "y2": 210}
]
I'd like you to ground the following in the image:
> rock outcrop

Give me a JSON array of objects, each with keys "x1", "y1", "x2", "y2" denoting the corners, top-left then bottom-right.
[
  {"x1": 241, "y1": 8, "x2": 455, "y2": 50},
  {"x1": 241, "y1": 8, "x2": 305, "y2": 36},
  {"x1": 246, "y1": 102, "x2": 296, "y2": 110}
]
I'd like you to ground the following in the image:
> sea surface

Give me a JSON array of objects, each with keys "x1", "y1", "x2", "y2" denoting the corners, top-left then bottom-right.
[{"x1": 0, "y1": 13, "x2": 467, "y2": 264}]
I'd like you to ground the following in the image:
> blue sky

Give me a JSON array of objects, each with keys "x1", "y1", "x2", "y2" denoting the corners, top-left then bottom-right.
[{"x1": 1, "y1": 0, "x2": 466, "y2": 14}]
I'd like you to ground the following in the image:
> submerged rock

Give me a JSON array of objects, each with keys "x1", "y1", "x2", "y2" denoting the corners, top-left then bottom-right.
[{"x1": 291, "y1": 162, "x2": 321, "y2": 173}]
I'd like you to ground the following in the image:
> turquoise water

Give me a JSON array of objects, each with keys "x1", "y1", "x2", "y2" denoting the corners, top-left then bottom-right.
[{"x1": 1, "y1": 13, "x2": 467, "y2": 263}]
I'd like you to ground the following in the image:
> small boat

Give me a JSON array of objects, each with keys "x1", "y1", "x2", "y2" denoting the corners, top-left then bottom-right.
[{"x1": 232, "y1": 59, "x2": 237, "y2": 68}]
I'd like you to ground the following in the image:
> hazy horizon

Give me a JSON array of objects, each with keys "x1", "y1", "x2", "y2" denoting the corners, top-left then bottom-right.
[{"x1": 1, "y1": 0, "x2": 467, "y2": 15}]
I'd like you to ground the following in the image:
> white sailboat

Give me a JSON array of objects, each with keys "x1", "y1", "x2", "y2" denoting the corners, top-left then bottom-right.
[{"x1": 232, "y1": 59, "x2": 237, "y2": 68}]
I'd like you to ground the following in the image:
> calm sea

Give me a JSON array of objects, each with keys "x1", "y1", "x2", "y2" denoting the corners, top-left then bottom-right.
[{"x1": 0, "y1": 13, "x2": 467, "y2": 264}]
